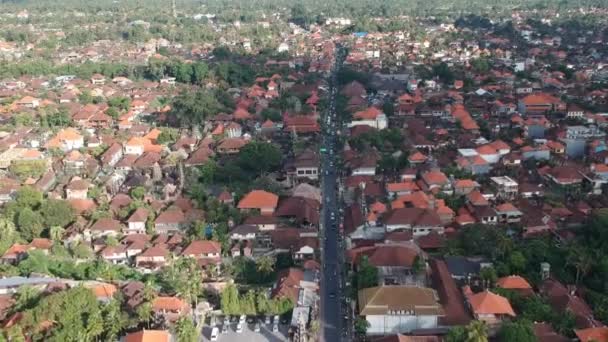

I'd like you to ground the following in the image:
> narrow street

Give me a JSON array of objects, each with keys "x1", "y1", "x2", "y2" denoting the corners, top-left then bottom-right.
[{"x1": 320, "y1": 45, "x2": 348, "y2": 342}]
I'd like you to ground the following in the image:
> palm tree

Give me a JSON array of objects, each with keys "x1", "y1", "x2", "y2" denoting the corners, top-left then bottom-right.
[
  {"x1": 465, "y1": 320, "x2": 488, "y2": 342},
  {"x1": 256, "y1": 256, "x2": 275, "y2": 275},
  {"x1": 48, "y1": 225, "x2": 65, "y2": 242},
  {"x1": 567, "y1": 245, "x2": 593, "y2": 285}
]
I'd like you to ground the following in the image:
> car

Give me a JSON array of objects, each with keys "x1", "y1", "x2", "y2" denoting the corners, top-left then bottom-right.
[
  {"x1": 222, "y1": 325, "x2": 228, "y2": 334},
  {"x1": 273, "y1": 315, "x2": 279, "y2": 323},
  {"x1": 239, "y1": 315, "x2": 246, "y2": 324},
  {"x1": 210, "y1": 327, "x2": 219, "y2": 341},
  {"x1": 223, "y1": 316, "x2": 230, "y2": 325},
  {"x1": 265, "y1": 316, "x2": 271, "y2": 324},
  {"x1": 247, "y1": 316, "x2": 255, "y2": 324},
  {"x1": 254, "y1": 323, "x2": 261, "y2": 332},
  {"x1": 272, "y1": 324, "x2": 279, "y2": 332},
  {"x1": 236, "y1": 323, "x2": 243, "y2": 333},
  {"x1": 329, "y1": 292, "x2": 336, "y2": 299}
]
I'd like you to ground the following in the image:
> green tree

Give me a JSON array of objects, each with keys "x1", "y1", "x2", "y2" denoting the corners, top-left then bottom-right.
[
  {"x1": 256, "y1": 256, "x2": 275, "y2": 276},
  {"x1": 49, "y1": 225, "x2": 65, "y2": 242},
  {"x1": 169, "y1": 89, "x2": 222, "y2": 127},
  {"x1": 354, "y1": 317, "x2": 370, "y2": 337},
  {"x1": 0, "y1": 218, "x2": 19, "y2": 255},
  {"x1": 508, "y1": 251, "x2": 527, "y2": 274},
  {"x1": 237, "y1": 141, "x2": 282, "y2": 177},
  {"x1": 357, "y1": 256, "x2": 378, "y2": 290},
  {"x1": 102, "y1": 296, "x2": 128, "y2": 341},
  {"x1": 497, "y1": 320, "x2": 536, "y2": 342},
  {"x1": 174, "y1": 317, "x2": 199, "y2": 342},
  {"x1": 221, "y1": 284, "x2": 240, "y2": 315},
  {"x1": 479, "y1": 266, "x2": 497, "y2": 289},
  {"x1": 130, "y1": 186, "x2": 146, "y2": 200},
  {"x1": 156, "y1": 127, "x2": 180, "y2": 145},
  {"x1": 17, "y1": 208, "x2": 44, "y2": 241},
  {"x1": 14, "y1": 186, "x2": 43, "y2": 209},
  {"x1": 40, "y1": 199, "x2": 75, "y2": 228},
  {"x1": 465, "y1": 320, "x2": 488, "y2": 342},
  {"x1": 445, "y1": 326, "x2": 467, "y2": 342},
  {"x1": 260, "y1": 108, "x2": 282, "y2": 122}
]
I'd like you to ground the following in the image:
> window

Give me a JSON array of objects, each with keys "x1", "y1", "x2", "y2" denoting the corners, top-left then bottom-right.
[{"x1": 305, "y1": 170, "x2": 313, "y2": 174}]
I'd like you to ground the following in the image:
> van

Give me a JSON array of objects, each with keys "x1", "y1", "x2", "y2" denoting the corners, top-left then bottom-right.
[{"x1": 210, "y1": 327, "x2": 219, "y2": 341}]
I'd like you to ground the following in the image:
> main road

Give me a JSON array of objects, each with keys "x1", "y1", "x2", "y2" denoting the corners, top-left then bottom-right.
[{"x1": 320, "y1": 45, "x2": 346, "y2": 342}]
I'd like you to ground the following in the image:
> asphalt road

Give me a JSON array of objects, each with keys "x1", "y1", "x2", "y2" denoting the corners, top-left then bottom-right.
[{"x1": 320, "y1": 46, "x2": 346, "y2": 342}]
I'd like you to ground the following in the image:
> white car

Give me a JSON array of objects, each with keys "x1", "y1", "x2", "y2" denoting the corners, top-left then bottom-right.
[
  {"x1": 236, "y1": 323, "x2": 243, "y2": 333},
  {"x1": 210, "y1": 327, "x2": 219, "y2": 341},
  {"x1": 239, "y1": 315, "x2": 246, "y2": 324},
  {"x1": 272, "y1": 324, "x2": 279, "y2": 332}
]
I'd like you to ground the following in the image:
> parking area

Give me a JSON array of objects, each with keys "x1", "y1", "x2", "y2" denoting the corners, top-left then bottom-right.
[{"x1": 201, "y1": 316, "x2": 289, "y2": 342}]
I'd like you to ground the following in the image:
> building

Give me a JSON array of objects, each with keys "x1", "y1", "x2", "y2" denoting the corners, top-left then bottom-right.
[
  {"x1": 490, "y1": 176, "x2": 518, "y2": 199},
  {"x1": 466, "y1": 290, "x2": 515, "y2": 325},
  {"x1": 348, "y1": 107, "x2": 388, "y2": 130},
  {"x1": 237, "y1": 190, "x2": 279, "y2": 216},
  {"x1": 358, "y1": 286, "x2": 444, "y2": 335}
]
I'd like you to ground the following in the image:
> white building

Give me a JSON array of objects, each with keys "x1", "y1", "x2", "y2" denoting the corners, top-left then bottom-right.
[{"x1": 358, "y1": 286, "x2": 444, "y2": 335}]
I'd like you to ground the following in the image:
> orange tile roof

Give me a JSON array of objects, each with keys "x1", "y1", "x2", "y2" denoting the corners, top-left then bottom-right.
[
  {"x1": 369, "y1": 201, "x2": 387, "y2": 214},
  {"x1": 476, "y1": 145, "x2": 497, "y2": 155},
  {"x1": 497, "y1": 275, "x2": 532, "y2": 290},
  {"x1": 496, "y1": 203, "x2": 519, "y2": 212},
  {"x1": 468, "y1": 290, "x2": 515, "y2": 316},
  {"x1": 422, "y1": 171, "x2": 448, "y2": 185},
  {"x1": 152, "y1": 296, "x2": 188, "y2": 311},
  {"x1": 467, "y1": 190, "x2": 489, "y2": 206},
  {"x1": 237, "y1": 190, "x2": 279, "y2": 209},
  {"x1": 354, "y1": 106, "x2": 382, "y2": 120},
  {"x1": 454, "y1": 179, "x2": 477, "y2": 188},
  {"x1": 387, "y1": 182, "x2": 419, "y2": 192},
  {"x1": 408, "y1": 151, "x2": 428, "y2": 162},
  {"x1": 144, "y1": 128, "x2": 162, "y2": 141},
  {"x1": 91, "y1": 283, "x2": 117, "y2": 298},
  {"x1": 125, "y1": 330, "x2": 170, "y2": 342},
  {"x1": 576, "y1": 327, "x2": 608, "y2": 342}
]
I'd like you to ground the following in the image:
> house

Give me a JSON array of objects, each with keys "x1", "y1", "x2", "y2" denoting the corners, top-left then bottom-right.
[
  {"x1": 386, "y1": 181, "x2": 420, "y2": 198},
  {"x1": 490, "y1": 176, "x2": 518, "y2": 199},
  {"x1": 466, "y1": 290, "x2": 516, "y2": 325},
  {"x1": 348, "y1": 244, "x2": 423, "y2": 286},
  {"x1": 237, "y1": 190, "x2": 279, "y2": 216},
  {"x1": 100, "y1": 143, "x2": 123, "y2": 168},
  {"x1": 123, "y1": 330, "x2": 170, "y2": 342},
  {"x1": 135, "y1": 245, "x2": 170, "y2": 271},
  {"x1": 358, "y1": 286, "x2": 444, "y2": 335},
  {"x1": 88, "y1": 218, "x2": 122, "y2": 238},
  {"x1": 453, "y1": 179, "x2": 479, "y2": 195},
  {"x1": 348, "y1": 107, "x2": 388, "y2": 130},
  {"x1": 65, "y1": 178, "x2": 89, "y2": 199},
  {"x1": 495, "y1": 203, "x2": 523, "y2": 224},
  {"x1": 45, "y1": 128, "x2": 84, "y2": 151},
  {"x1": 444, "y1": 256, "x2": 491, "y2": 281},
  {"x1": 154, "y1": 209, "x2": 186, "y2": 234},
  {"x1": 383, "y1": 208, "x2": 443, "y2": 236},
  {"x1": 1, "y1": 244, "x2": 30, "y2": 264},
  {"x1": 229, "y1": 224, "x2": 259, "y2": 240},
  {"x1": 420, "y1": 170, "x2": 452, "y2": 194},
  {"x1": 181, "y1": 240, "x2": 221, "y2": 269},
  {"x1": 291, "y1": 150, "x2": 320, "y2": 182},
  {"x1": 91, "y1": 74, "x2": 106, "y2": 85},
  {"x1": 100, "y1": 245, "x2": 128, "y2": 264},
  {"x1": 126, "y1": 208, "x2": 149, "y2": 235},
  {"x1": 545, "y1": 166, "x2": 583, "y2": 186},
  {"x1": 216, "y1": 138, "x2": 248, "y2": 154},
  {"x1": 152, "y1": 296, "x2": 190, "y2": 322},
  {"x1": 518, "y1": 93, "x2": 566, "y2": 114}
]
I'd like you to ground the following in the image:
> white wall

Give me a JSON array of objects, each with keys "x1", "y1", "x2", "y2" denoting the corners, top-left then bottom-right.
[{"x1": 366, "y1": 314, "x2": 438, "y2": 335}]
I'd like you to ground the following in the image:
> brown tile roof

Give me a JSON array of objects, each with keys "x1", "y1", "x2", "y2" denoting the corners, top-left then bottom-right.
[
  {"x1": 155, "y1": 209, "x2": 185, "y2": 224},
  {"x1": 181, "y1": 240, "x2": 221, "y2": 256},
  {"x1": 128, "y1": 208, "x2": 149, "y2": 223},
  {"x1": 90, "y1": 218, "x2": 122, "y2": 232},
  {"x1": 384, "y1": 208, "x2": 442, "y2": 227},
  {"x1": 358, "y1": 286, "x2": 444, "y2": 316},
  {"x1": 271, "y1": 268, "x2": 304, "y2": 303},
  {"x1": 152, "y1": 296, "x2": 189, "y2": 312}
]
